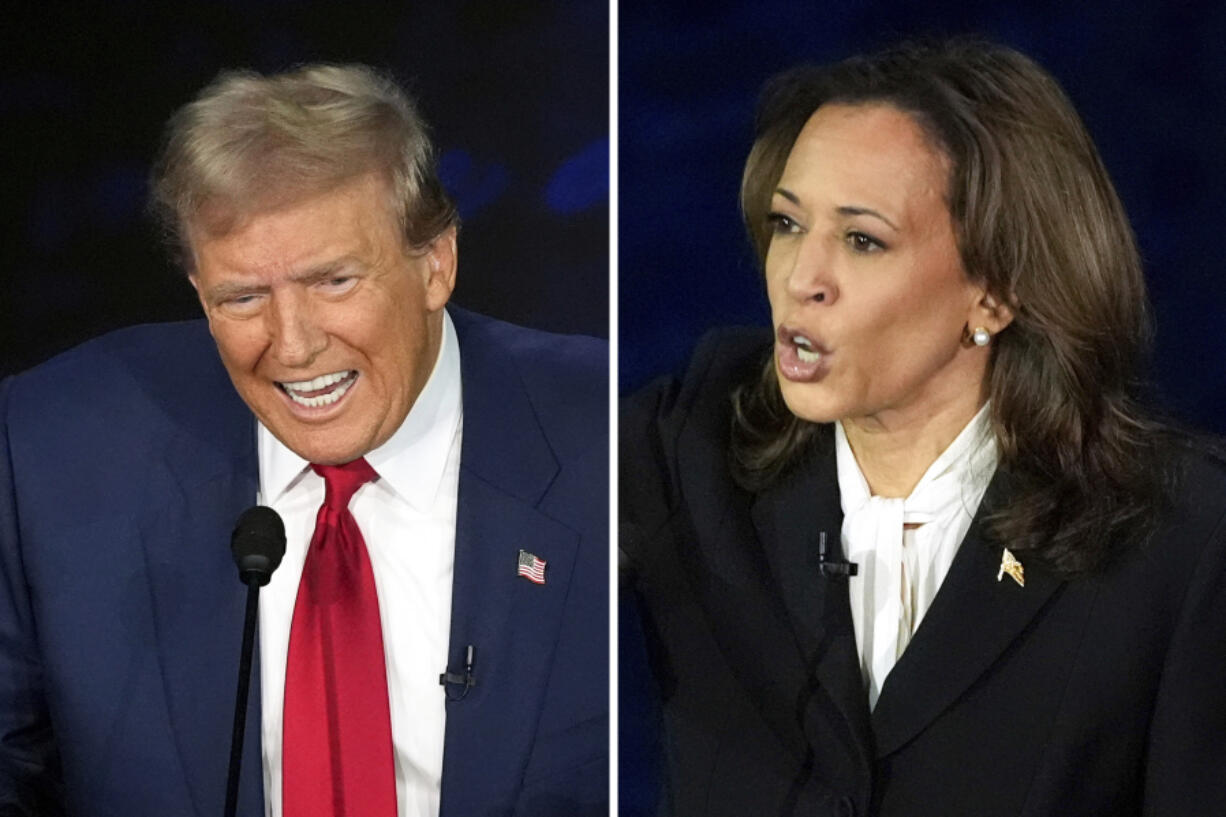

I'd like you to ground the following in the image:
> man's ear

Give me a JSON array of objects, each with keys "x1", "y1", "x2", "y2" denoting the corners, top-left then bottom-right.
[{"x1": 422, "y1": 226, "x2": 458, "y2": 312}]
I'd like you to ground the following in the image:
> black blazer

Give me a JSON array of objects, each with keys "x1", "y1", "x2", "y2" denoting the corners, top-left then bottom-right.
[{"x1": 620, "y1": 329, "x2": 1226, "y2": 817}]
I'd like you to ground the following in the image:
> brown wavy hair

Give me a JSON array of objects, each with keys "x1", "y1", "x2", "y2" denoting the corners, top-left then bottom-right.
[{"x1": 731, "y1": 38, "x2": 1175, "y2": 576}]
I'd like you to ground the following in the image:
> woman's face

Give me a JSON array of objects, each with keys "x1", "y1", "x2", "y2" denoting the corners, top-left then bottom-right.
[{"x1": 766, "y1": 103, "x2": 997, "y2": 432}]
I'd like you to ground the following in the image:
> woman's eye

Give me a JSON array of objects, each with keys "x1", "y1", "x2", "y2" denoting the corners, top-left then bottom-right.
[
  {"x1": 767, "y1": 212, "x2": 801, "y2": 234},
  {"x1": 846, "y1": 231, "x2": 885, "y2": 253}
]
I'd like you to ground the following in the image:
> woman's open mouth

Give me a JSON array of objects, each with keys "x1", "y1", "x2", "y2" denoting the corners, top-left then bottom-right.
[{"x1": 776, "y1": 326, "x2": 831, "y2": 382}]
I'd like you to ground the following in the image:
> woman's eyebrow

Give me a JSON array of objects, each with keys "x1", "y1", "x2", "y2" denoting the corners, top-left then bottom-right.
[
  {"x1": 774, "y1": 187, "x2": 802, "y2": 206},
  {"x1": 774, "y1": 188, "x2": 900, "y2": 231},
  {"x1": 836, "y1": 205, "x2": 899, "y2": 231}
]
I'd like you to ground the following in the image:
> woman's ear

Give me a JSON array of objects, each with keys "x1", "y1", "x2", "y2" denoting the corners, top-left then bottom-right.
[{"x1": 975, "y1": 291, "x2": 1015, "y2": 334}]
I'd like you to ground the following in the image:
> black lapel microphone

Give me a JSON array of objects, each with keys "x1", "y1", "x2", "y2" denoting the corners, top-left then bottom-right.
[
  {"x1": 817, "y1": 531, "x2": 858, "y2": 577},
  {"x1": 225, "y1": 506, "x2": 286, "y2": 817},
  {"x1": 439, "y1": 644, "x2": 477, "y2": 701}
]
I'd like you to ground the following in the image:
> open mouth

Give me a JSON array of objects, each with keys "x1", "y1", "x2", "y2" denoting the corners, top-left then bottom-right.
[
  {"x1": 792, "y1": 334, "x2": 822, "y2": 364},
  {"x1": 776, "y1": 326, "x2": 831, "y2": 382},
  {"x1": 277, "y1": 370, "x2": 359, "y2": 408}
]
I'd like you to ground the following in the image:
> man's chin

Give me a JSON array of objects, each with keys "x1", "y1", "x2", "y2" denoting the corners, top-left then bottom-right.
[
  {"x1": 284, "y1": 436, "x2": 370, "y2": 466},
  {"x1": 261, "y1": 415, "x2": 374, "y2": 466}
]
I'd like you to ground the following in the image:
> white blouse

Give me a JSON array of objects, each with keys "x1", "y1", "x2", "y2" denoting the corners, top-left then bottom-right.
[{"x1": 836, "y1": 403, "x2": 998, "y2": 710}]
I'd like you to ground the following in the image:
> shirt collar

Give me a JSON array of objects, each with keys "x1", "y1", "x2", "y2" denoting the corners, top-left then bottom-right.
[{"x1": 258, "y1": 310, "x2": 463, "y2": 511}]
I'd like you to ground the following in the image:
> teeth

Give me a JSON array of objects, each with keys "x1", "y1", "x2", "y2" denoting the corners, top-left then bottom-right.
[
  {"x1": 281, "y1": 371, "x2": 357, "y2": 408},
  {"x1": 281, "y1": 371, "x2": 351, "y2": 393},
  {"x1": 797, "y1": 347, "x2": 822, "y2": 364},
  {"x1": 791, "y1": 335, "x2": 821, "y2": 363}
]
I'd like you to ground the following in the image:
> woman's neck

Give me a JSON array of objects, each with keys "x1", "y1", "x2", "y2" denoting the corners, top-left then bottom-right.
[{"x1": 842, "y1": 395, "x2": 986, "y2": 498}]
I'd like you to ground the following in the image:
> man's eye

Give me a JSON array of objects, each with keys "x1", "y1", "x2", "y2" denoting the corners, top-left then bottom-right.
[
  {"x1": 319, "y1": 276, "x2": 357, "y2": 293},
  {"x1": 219, "y1": 293, "x2": 264, "y2": 314},
  {"x1": 846, "y1": 231, "x2": 886, "y2": 253},
  {"x1": 767, "y1": 212, "x2": 801, "y2": 234}
]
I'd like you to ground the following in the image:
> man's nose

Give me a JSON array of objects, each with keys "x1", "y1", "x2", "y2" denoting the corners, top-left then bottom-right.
[{"x1": 266, "y1": 292, "x2": 327, "y2": 368}]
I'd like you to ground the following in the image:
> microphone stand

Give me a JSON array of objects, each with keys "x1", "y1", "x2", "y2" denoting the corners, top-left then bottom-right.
[
  {"x1": 224, "y1": 578, "x2": 261, "y2": 817},
  {"x1": 224, "y1": 505, "x2": 284, "y2": 817}
]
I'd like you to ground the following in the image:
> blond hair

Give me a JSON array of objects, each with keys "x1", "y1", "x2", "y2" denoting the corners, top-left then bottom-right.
[{"x1": 150, "y1": 63, "x2": 457, "y2": 270}]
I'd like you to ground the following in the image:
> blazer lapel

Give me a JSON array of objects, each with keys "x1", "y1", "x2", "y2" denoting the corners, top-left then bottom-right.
[
  {"x1": 438, "y1": 313, "x2": 579, "y2": 816},
  {"x1": 750, "y1": 443, "x2": 874, "y2": 795},
  {"x1": 138, "y1": 346, "x2": 264, "y2": 817},
  {"x1": 871, "y1": 476, "x2": 1065, "y2": 757}
]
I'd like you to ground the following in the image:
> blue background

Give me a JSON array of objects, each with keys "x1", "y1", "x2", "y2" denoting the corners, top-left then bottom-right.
[
  {"x1": 619, "y1": 2, "x2": 1226, "y2": 813},
  {"x1": 3, "y1": 1, "x2": 608, "y2": 377}
]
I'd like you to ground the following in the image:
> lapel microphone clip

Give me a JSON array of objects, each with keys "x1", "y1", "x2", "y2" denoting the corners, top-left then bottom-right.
[
  {"x1": 439, "y1": 644, "x2": 477, "y2": 701},
  {"x1": 817, "y1": 531, "x2": 858, "y2": 577}
]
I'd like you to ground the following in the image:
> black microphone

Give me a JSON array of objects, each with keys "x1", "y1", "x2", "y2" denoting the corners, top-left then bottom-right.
[
  {"x1": 817, "y1": 531, "x2": 858, "y2": 577},
  {"x1": 231, "y1": 506, "x2": 286, "y2": 585},
  {"x1": 439, "y1": 644, "x2": 477, "y2": 701},
  {"x1": 224, "y1": 506, "x2": 286, "y2": 817}
]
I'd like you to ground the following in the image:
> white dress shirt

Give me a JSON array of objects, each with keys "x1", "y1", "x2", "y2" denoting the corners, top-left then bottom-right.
[
  {"x1": 256, "y1": 312, "x2": 462, "y2": 817},
  {"x1": 837, "y1": 403, "x2": 997, "y2": 710}
]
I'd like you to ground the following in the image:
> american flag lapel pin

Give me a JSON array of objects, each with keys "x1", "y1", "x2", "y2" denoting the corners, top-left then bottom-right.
[
  {"x1": 517, "y1": 549, "x2": 547, "y2": 585},
  {"x1": 997, "y1": 547, "x2": 1025, "y2": 587}
]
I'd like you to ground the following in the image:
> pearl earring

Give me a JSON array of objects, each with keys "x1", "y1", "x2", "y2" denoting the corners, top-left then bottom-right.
[{"x1": 972, "y1": 327, "x2": 991, "y2": 347}]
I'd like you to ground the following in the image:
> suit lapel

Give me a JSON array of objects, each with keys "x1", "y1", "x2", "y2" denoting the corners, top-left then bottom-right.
[
  {"x1": 749, "y1": 441, "x2": 874, "y2": 792},
  {"x1": 138, "y1": 341, "x2": 265, "y2": 817},
  {"x1": 871, "y1": 476, "x2": 1065, "y2": 757},
  {"x1": 741, "y1": 443, "x2": 1069, "y2": 785},
  {"x1": 438, "y1": 311, "x2": 578, "y2": 816}
]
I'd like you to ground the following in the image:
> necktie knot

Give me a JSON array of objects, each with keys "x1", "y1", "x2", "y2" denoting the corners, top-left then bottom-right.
[{"x1": 312, "y1": 458, "x2": 378, "y2": 511}]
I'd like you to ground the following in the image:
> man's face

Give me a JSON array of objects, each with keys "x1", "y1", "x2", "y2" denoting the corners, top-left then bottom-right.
[{"x1": 190, "y1": 174, "x2": 457, "y2": 465}]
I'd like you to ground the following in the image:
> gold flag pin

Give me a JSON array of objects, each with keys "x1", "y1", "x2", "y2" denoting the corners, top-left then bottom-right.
[{"x1": 997, "y1": 548, "x2": 1024, "y2": 587}]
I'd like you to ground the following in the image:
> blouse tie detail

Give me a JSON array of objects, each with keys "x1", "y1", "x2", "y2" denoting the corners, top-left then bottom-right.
[{"x1": 836, "y1": 404, "x2": 998, "y2": 710}]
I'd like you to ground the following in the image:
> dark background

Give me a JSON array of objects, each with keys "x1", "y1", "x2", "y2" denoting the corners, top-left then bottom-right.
[
  {"x1": 619, "y1": 2, "x2": 1226, "y2": 813},
  {"x1": 3, "y1": 1, "x2": 608, "y2": 378}
]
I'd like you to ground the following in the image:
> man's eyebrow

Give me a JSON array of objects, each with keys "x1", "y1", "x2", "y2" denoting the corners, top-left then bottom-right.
[
  {"x1": 206, "y1": 281, "x2": 267, "y2": 301},
  {"x1": 204, "y1": 259, "x2": 359, "y2": 301},
  {"x1": 291, "y1": 260, "x2": 357, "y2": 285}
]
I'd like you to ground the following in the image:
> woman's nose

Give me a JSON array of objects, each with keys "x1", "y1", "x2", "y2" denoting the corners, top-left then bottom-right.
[{"x1": 784, "y1": 236, "x2": 838, "y2": 305}]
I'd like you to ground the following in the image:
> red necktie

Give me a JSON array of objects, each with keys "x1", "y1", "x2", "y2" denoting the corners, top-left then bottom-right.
[{"x1": 283, "y1": 459, "x2": 396, "y2": 817}]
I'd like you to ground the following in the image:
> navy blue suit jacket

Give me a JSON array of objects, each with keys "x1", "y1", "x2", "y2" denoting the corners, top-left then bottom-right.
[{"x1": 0, "y1": 307, "x2": 608, "y2": 816}]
